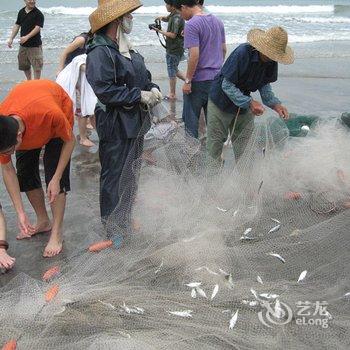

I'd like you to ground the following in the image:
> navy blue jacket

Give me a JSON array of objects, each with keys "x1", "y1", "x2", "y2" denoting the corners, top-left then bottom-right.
[
  {"x1": 86, "y1": 34, "x2": 158, "y2": 139},
  {"x1": 210, "y1": 43, "x2": 278, "y2": 114}
]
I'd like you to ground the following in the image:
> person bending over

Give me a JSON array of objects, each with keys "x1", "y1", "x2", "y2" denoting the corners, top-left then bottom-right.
[
  {"x1": 0, "y1": 80, "x2": 75, "y2": 257},
  {"x1": 206, "y1": 27, "x2": 294, "y2": 168}
]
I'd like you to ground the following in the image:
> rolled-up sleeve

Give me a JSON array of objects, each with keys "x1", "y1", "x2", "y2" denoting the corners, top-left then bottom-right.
[
  {"x1": 86, "y1": 47, "x2": 141, "y2": 107},
  {"x1": 222, "y1": 78, "x2": 251, "y2": 109},
  {"x1": 259, "y1": 84, "x2": 281, "y2": 108}
]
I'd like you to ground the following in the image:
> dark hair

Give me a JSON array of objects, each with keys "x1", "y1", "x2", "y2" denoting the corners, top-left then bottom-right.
[
  {"x1": 0, "y1": 117, "x2": 19, "y2": 152},
  {"x1": 174, "y1": 0, "x2": 198, "y2": 10},
  {"x1": 164, "y1": 0, "x2": 175, "y2": 5},
  {"x1": 95, "y1": 23, "x2": 111, "y2": 35},
  {"x1": 197, "y1": 0, "x2": 204, "y2": 5}
]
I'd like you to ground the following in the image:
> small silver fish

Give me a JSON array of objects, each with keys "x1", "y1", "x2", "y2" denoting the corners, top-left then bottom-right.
[
  {"x1": 243, "y1": 228, "x2": 252, "y2": 236},
  {"x1": 233, "y1": 209, "x2": 239, "y2": 217},
  {"x1": 229, "y1": 310, "x2": 239, "y2": 329},
  {"x1": 249, "y1": 301, "x2": 258, "y2": 307},
  {"x1": 222, "y1": 309, "x2": 231, "y2": 313},
  {"x1": 120, "y1": 302, "x2": 131, "y2": 314},
  {"x1": 240, "y1": 236, "x2": 256, "y2": 241},
  {"x1": 344, "y1": 292, "x2": 350, "y2": 297},
  {"x1": 217, "y1": 207, "x2": 228, "y2": 212},
  {"x1": 211, "y1": 284, "x2": 219, "y2": 300},
  {"x1": 225, "y1": 274, "x2": 234, "y2": 289},
  {"x1": 268, "y1": 252, "x2": 286, "y2": 263},
  {"x1": 196, "y1": 286, "x2": 207, "y2": 299},
  {"x1": 134, "y1": 307, "x2": 145, "y2": 314},
  {"x1": 98, "y1": 300, "x2": 116, "y2": 310},
  {"x1": 257, "y1": 276, "x2": 264, "y2": 285},
  {"x1": 268, "y1": 225, "x2": 281, "y2": 234},
  {"x1": 118, "y1": 331, "x2": 131, "y2": 339},
  {"x1": 155, "y1": 259, "x2": 164, "y2": 274},
  {"x1": 169, "y1": 310, "x2": 193, "y2": 318},
  {"x1": 219, "y1": 268, "x2": 229, "y2": 275},
  {"x1": 250, "y1": 288, "x2": 259, "y2": 300},
  {"x1": 297, "y1": 270, "x2": 307, "y2": 283},
  {"x1": 274, "y1": 299, "x2": 283, "y2": 319},
  {"x1": 185, "y1": 282, "x2": 202, "y2": 288},
  {"x1": 191, "y1": 289, "x2": 197, "y2": 299},
  {"x1": 260, "y1": 293, "x2": 279, "y2": 300},
  {"x1": 271, "y1": 218, "x2": 281, "y2": 224},
  {"x1": 195, "y1": 266, "x2": 219, "y2": 276}
]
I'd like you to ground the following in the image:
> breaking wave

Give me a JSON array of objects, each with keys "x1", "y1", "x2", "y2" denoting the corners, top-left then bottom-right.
[{"x1": 37, "y1": 5, "x2": 335, "y2": 16}]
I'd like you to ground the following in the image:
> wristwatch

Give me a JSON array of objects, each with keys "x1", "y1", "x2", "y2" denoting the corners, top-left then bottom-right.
[{"x1": 185, "y1": 78, "x2": 191, "y2": 84}]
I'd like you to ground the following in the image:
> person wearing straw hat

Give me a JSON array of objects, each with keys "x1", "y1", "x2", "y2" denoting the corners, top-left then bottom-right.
[
  {"x1": 206, "y1": 26, "x2": 294, "y2": 168},
  {"x1": 86, "y1": 0, "x2": 162, "y2": 245}
]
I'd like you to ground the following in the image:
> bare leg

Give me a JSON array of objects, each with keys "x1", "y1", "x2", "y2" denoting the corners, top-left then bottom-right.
[
  {"x1": 89, "y1": 115, "x2": 96, "y2": 129},
  {"x1": 43, "y1": 193, "x2": 66, "y2": 257},
  {"x1": 17, "y1": 188, "x2": 51, "y2": 239},
  {"x1": 33, "y1": 69, "x2": 41, "y2": 80},
  {"x1": 78, "y1": 116, "x2": 95, "y2": 147},
  {"x1": 24, "y1": 69, "x2": 32, "y2": 80},
  {"x1": 0, "y1": 210, "x2": 15, "y2": 270},
  {"x1": 86, "y1": 115, "x2": 95, "y2": 130},
  {"x1": 168, "y1": 78, "x2": 177, "y2": 100}
]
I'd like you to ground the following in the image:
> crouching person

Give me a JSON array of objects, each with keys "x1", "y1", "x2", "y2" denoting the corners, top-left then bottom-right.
[
  {"x1": 0, "y1": 80, "x2": 75, "y2": 257},
  {"x1": 86, "y1": 0, "x2": 162, "y2": 245},
  {"x1": 207, "y1": 27, "x2": 294, "y2": 168}
]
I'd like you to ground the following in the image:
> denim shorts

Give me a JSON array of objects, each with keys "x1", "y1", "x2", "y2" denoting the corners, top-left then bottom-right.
[{"x1": 166, "y1": 53, "x2": 181, "y2": 78}]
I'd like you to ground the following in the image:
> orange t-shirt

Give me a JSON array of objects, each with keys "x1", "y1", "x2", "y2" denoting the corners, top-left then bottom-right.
[{"x1": 0, "y1": 80, "x2": 74, "y2": 164}]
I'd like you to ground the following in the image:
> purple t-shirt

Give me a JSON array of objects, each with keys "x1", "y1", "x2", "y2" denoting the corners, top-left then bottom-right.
[{"x1": 184, "y1": 14, "x2": 226, "y2": 82}]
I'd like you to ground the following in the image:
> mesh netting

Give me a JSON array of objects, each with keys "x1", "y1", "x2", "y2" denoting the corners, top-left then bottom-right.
[{"x1": 1, "y1": 113, "x2": 350, "y2": 349}]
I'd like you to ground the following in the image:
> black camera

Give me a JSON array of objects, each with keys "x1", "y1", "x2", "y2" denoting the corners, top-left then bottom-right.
[{"x1": 149, "y1": 19, "x2": 162, "y2": 31}]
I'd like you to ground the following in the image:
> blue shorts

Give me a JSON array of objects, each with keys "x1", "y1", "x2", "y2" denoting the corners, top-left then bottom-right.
[{"x1": 166, "y1": 53, "x2": 181, "y2": 78}]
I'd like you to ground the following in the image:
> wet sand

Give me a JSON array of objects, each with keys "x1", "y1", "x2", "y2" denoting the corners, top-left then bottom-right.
[{"x1": 1, "y1": 42, "x2": 350, "y2": 286}]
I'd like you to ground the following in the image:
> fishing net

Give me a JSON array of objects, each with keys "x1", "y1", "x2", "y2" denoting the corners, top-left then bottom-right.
[{"x1": 1, "y1": 112, "x2": 350, "y2": 349}]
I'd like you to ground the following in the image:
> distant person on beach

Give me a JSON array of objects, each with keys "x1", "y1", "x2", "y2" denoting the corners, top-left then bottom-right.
[
  {"x1": 57, "y1": 31, "x2": 96, "y2": 147},
  {"x1": 0, "y1": 80, "x2": 75, "y2": 258},
  {"x1": 206, "y1": 27, "x2": 294, "y2": 168},
  {"x1": 174, "y1": 0, "x2": 226, "y2": 138},
  {"x1": 154, "y1": 0, "x2": 186, "y2": 100},
  {"x1": 0, "y1": 208, "x2": 15, "y2": 270},
  {"x1": 86, "y1": 0, "x2": 162, "y2": 244},
  {"x1": 7, "y1": 0, "x2": 44, "y2": 80}
]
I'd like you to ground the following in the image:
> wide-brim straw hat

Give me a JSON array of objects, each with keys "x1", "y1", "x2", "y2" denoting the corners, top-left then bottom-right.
[
  {"x1": 247, "y1": 26, "x2": 294, "y2": 65},
  {"x1": 89, "y1": 0, "x2": 142, "y2": 34}
]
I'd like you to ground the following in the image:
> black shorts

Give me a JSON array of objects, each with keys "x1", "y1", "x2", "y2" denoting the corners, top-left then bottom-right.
[{"x1": 16, "y1": 138, "x2": 71, "y2": 193}]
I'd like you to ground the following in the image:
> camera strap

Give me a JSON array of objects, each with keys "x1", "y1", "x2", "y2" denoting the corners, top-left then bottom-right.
[{"x1": 156, "y1": 31, "x2": 167, "y2": 49}]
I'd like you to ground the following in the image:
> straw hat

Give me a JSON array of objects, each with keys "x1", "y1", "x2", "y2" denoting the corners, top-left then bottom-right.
[
  {"x1": 247, "y1": 27, "x2": 294, "y2": 65},
  {"x1": 89, "y1": 0, "x2": 142, "y2": 33}
]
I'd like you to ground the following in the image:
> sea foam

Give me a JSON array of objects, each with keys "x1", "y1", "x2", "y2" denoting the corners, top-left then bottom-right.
[{"x1": 38, "y1": 5, "x2": 335, "y2": 16}]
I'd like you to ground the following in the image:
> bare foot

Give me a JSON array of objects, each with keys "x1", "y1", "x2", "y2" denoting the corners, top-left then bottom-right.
[
  {"x1": 0, "y1": 248, "x2": 15, "y2": 270},
  {"x1": 43, "y1": 234, "x2": 63, "y2": 258},
  {"x1": 17, "y1": 221, "x2": 52, "y2": 240},
  {"x1": 80, "y1": 138, "x2": 95, "y2": 147}
]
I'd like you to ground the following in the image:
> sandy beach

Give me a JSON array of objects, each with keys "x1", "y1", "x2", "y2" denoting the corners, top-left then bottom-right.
[
  {"x1": 1, "y1": 2, "x2": 350, "y2": 348},
  {"x1": 1, "y1": 40, "x2": 350, "y2": 287}
]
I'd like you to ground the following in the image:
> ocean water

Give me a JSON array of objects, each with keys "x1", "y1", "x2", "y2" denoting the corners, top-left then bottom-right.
[{"x1": 1, "y1": 0, "x2": 350, "y2": 50}]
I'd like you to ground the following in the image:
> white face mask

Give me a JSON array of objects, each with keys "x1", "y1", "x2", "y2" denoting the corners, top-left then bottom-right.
[{"x1": 121, "y1": 16, "x2": 133, "y2": 34}]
